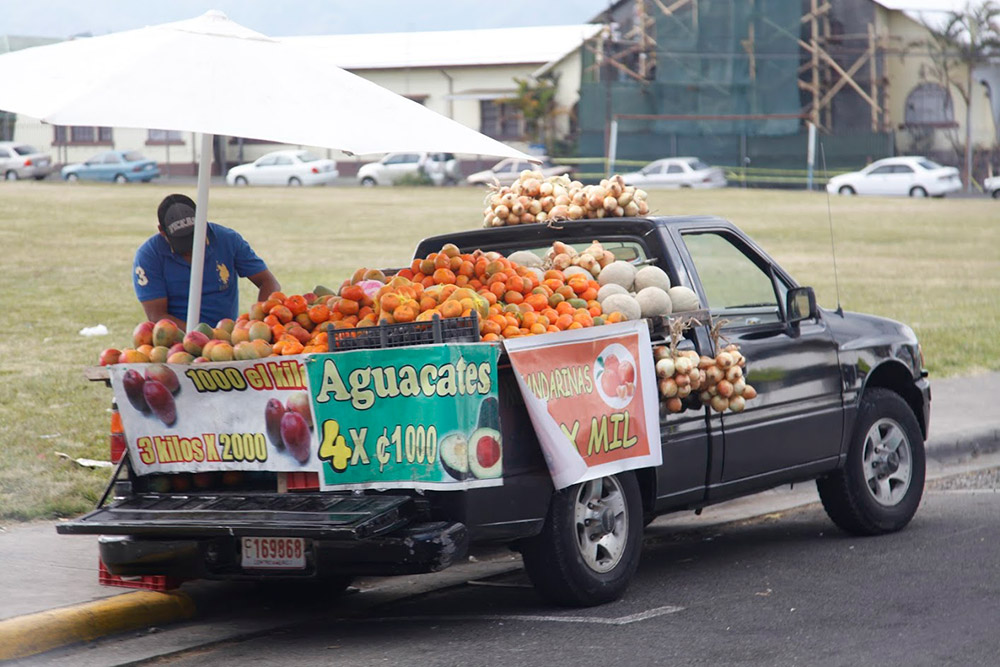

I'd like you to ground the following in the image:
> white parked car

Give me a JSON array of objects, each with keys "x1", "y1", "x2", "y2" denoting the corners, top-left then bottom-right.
[
  {"x1": 357, "y1": 152, "x2": 460, "y2": 186},
  {"x1": 0, "y1": 141, "x2": 54, "y2": 181},
  {"x1": 621, "y1": 157, "x2": 727, "y2": 189},
  {"x1": 826, "y1": 156, "x2": 961, "y2": 198},
  {"x1": 984, "y1": 175, "x2": 1000, "y2": 199},
  {"x1": 226, "y1": 150, "x2": 339, "y2": 186},
  {"x1": 466, "y1": 157, "x2": 574, "y2": 186}
]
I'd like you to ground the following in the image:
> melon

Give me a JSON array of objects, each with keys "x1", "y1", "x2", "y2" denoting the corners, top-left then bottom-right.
[
  {"x1": 635, "y1": 286, "x2": 672, "y2": 318},
  {"x1": 563, "y1": 266, "x2": 592, "y2": 279},
  {"x1": 601, "y1": 293, "x2": 642, "y2": 321},
  {"x1": 597, "y1": 283, "x2": 629, "y2": 304},
  {"x1": 597, "y1": 260, "x2": 636, "y2": 290},
  {"x1": 507, "y1": 250, "x2": 543, "y2": 268},
  {"x1": 667, "y1": 285, "x2": 701, "y2": 312},
  {"x1": 634, "y1": 265, "x2": 671, "y2": 292}
]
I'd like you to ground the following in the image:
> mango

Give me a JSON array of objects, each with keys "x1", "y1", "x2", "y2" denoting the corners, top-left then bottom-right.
[
  {"x1": 280, "y1": 411, "x2": 311, "y2": 463},
  {"x1": 132, "y1": 321, "x2": 155, "y2": 348},
  {"x1": 183, "y1": 331, "x2": 210, "y2": 357},
  {"x1": 233, "y1": 341, "x2": 259, "y2": 361},
  {"x1": 98, "y1": 348, "x2": 121, "y2": 366},
  {"x1": 248, "y1": 321, "x2": 272, "y2": 343},
  {"x1": 145, "y1": 364, "x2": 180, "y2": 394},
  {"x1": 208, "y1": 342, "x2": 234, "y2": 362},
  {"x1": 143, "y1": 379, "x2": 177, "y2": 425},
  {"x1": 215, "y1": 318, "x2": 236, "y2": 334},
  {"x1": 286, "y1": 392, "x2": 312, "y2": 428},
  {"x1": 119, "y1": 349, "x2": 150, "y2": 364},
  {"x1": 166, "y1": 351, "x2": 195, "y2": 365},
  {"x1": 152, "y1": 319, "x2": 182, "y2": 348},
  {"x1": 122, "y1": 369, "x2": 149, "y2": 412},
  {"x1": 148, "y1": 346, "x2": 170, "y2": 364},
  {"x1": 194, "y1": 322, "x2": 215, "y2": 338},
  {"x1": 265, "y1": 398, "x2": 285, "y2": 448}
]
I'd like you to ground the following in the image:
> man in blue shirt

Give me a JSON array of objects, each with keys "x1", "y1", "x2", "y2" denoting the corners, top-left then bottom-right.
[{"x1": 133, "y1": 193, "x2": 280, "y2": 327}]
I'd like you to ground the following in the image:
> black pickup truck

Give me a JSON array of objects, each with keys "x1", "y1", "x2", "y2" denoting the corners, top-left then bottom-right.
[{"x1": 62, "y1": 216, "x2": 930, "y2": 607}]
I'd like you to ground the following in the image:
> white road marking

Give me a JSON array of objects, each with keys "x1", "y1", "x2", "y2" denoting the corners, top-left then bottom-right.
[{"x1": 365, "y1": 605, "x2": 684, "y2": 626}]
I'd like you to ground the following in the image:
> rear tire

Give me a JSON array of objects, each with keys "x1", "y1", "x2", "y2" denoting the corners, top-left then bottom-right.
[
  {"x1": 520, "y1": 472, "x2": 642, "y2": 607},
  {"x1": 838, "y1": 185, "x2": 855, "y2": 195},
  {"x1": 113, "y1": 174, "x2": 128, "y2": 184},
  {"x1": 288, "y1": 177, "x2": 301, "y2": 186},
  {"x1": 991, "y1": 189, "x2": 1000, "y2": 199},
  {"x1": 909, "y1": 186, "x2": 928, "y2": 197},
  {"x1": 816, "y1": 388, "x2": 925, "y2": 536}
]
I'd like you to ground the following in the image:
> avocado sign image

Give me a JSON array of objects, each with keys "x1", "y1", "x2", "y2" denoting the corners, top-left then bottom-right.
[{"x1": 306, "y1": 343, "x2": 501, "y2": 491}]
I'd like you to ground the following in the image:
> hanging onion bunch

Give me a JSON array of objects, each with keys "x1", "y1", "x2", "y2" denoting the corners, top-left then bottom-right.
[
  {"x1": 695, "y1": 343, "x2": 757, "y2": 413},
  {"x1": 483, "y1": 171, "x2": 650, "y2": 228}
]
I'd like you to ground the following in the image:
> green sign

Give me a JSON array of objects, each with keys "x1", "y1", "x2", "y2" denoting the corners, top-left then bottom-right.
[{"x1": 305, "y1": 343, "x2": 502, "y2": 490}]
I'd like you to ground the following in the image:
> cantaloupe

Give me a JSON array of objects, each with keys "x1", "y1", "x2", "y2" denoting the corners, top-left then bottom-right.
[
  {"x1": 597, "y1": 283, "x2": 628, "y2": 304},
  {"x1": 667, "y1": 285, "x2": 701, "y2": 312},
  {"x1": 635, "y1": 287, "x2": 672, "y2": 318},
  {"x1": 601, "y1": 293, "x2": 641, "y2": 321},
  {"x1": 634, "y1": 265, "x2": 671, "y2": 292},
  {"x1": 597, "y1": 261, "x2": 636, "y2": 290}
]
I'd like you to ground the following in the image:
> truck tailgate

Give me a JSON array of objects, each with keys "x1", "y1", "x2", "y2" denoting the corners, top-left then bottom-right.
[{"x1": 56, "y1": 493, "x2": 413, "y2": 540}]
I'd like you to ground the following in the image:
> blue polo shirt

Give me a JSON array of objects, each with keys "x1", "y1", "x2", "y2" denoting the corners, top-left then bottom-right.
[{"x1": 133, "y1": 223, "x2": 268, "y2": 326}]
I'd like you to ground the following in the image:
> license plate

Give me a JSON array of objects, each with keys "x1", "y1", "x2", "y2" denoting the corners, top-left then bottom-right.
[{"x1": 241, "y1": 536, "x2": 306, "y2": 570}]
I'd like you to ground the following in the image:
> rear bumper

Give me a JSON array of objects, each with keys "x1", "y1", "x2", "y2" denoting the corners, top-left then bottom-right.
[{"x1": 98, "y1": 520, "x2": 469, "y2": 580}]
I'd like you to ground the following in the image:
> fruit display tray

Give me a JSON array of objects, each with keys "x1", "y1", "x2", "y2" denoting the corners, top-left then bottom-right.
[{"x1": 328, "y1": 313, "x2": 481, "y2": 351}]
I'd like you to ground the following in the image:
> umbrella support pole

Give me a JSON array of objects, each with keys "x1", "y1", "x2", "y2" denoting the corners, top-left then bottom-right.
[{"x1": 185, "y1": 132, "x2": 214, "y2": 333}]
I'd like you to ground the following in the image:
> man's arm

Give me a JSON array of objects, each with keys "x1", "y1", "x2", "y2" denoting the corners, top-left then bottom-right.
[
  {"x1": 249, "y1": 269, "x2": 281, "y2": 302},
  {"x1": 140, "y1": 298, "x2": 185, "y2": 328}
]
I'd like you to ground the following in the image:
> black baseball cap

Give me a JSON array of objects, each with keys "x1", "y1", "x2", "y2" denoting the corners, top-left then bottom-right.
[{"x1": 157, "y1": 193, "x2": 196, "y2": 255}]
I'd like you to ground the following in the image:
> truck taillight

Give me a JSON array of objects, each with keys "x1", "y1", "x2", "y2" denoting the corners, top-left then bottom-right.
[
  {"x1": 110, "y1": 400, "x2": 126, "y2": 463},
  {"x1": 24, "y1": 158, "x2": 33, "y2": 166},
  {"x1": 311, "y1": 167, "x2": 319, "y2": 174}
]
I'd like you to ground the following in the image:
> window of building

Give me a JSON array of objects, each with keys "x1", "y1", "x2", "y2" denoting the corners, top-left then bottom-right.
[
  {"x1": 904, "y1": 83, "x2": 956, "y2": 127},
  {"x1": 480, "y1": 100, "x2": 524, "y2": 140},
  {"x1": 53, "y1": 125, "x2": 113, "y2": 145},
  {"x1": 147, "y1": 129, "x2": 183, "y2": 145}
]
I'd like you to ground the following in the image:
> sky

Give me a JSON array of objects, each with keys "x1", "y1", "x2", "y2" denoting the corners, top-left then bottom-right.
[{"x1": 0, "y1": 0, "x2": 976, "y2": 39}]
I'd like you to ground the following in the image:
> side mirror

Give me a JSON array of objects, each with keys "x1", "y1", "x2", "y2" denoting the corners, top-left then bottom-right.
[{"x1": 786, "y1": 286, "x2": 818, "y2": 324}]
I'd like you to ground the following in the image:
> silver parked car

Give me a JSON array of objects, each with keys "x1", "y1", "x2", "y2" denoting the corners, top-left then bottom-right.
[
  {"x1": 621, "y1": 157, "x2": 727, "y2": 189},
  {"x1": 225, "y1": 150, "x2": 339, "y2": 187},
  {"x1": 0, "y1": 141, "x2": 55, "y2": 180},
  {"x1": 357, "y1": 152, "x2": 460, "y2": 186}
]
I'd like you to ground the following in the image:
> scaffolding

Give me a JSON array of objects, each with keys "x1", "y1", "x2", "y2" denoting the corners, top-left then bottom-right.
[{"x1": 579, "y1": 0, "x2": 895, "y2": 169}]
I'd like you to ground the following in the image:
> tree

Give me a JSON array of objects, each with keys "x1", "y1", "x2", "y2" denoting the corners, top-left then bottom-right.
[
  {"x1": 919, "y1": 1, "x2": 1000, "y2": 190},
  {"x1": 510, "y1": 74, "x2": 559, "y2": 152}
]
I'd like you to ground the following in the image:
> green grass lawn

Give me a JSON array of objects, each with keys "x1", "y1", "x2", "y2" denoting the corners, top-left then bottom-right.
[{"x1": 1, "y1": 182, "x2": 997, "y2": 521}]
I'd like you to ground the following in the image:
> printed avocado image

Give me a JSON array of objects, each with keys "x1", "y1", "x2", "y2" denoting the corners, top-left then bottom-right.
[
  {"x1": 439, "y1": 433, "x2": 471, "y2": 481},
  {"x1": 469, "y1": 427, "x2": 502, "y2": 479}
]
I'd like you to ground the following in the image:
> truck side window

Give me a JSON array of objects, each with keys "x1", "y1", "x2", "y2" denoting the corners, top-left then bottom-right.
[{"x1": 681, "y1": 232, "x2": 786, "y2": 326}]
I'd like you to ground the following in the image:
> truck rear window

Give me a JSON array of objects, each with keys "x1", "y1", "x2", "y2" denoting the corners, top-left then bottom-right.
[{"x1": 508, "y1": 240, "x2": 648, "y2": 264}]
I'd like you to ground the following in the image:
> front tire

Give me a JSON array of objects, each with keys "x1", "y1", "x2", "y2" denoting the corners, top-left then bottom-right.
[
  {"x1": 838, "y1": 185, "x2": 855, "y2": 195},
  {"x1": 360, "y1": 177, "x2": 376, "y2": 187},
  {"x1": 113, "y1": 174, "x2": 128, "y2": 184},
  {"x1": 817, "y1": 388, "x2": 925, "y2": 536},
  {"x1": 991, "y1": 189, "x2": 1000, "y2": 199},
  {"x1": 65, "y1": 173, "x2": 79, "y2": 183},
  {"x1": 234, "y1": 176, "x2": 248, "y2": 186},
  {"x1": 5, "y1": 170, "x2": 18, "y2": 181},
  {"x1": 520, "y1": 472, "x2": 643, "y2": 607}
]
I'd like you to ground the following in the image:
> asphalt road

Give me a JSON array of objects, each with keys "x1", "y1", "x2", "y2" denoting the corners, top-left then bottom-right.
[{"x1": 23, "y1": 468, "x2": 1000, "y2": 667}]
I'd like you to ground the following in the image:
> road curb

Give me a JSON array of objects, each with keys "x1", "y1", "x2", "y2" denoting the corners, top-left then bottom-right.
[
  {"x1": 3, "y1": 428, "x2": 998, "y2": 662},
  {"x1": 0, "y1": 590, "x2": 195, "y2": 661}
]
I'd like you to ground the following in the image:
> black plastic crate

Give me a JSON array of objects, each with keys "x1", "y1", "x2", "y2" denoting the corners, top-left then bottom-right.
[{"x1": 328, "y1": 313, "x2": 480, "y2": 351}]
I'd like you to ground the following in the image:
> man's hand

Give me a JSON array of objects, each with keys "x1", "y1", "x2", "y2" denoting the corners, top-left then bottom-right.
[
  {"x1": 140, "y1": 298, "x2": 185, "y2": 329},
  {"x1": 250, "y1": 269, "x2": 281, "y2": 302}
]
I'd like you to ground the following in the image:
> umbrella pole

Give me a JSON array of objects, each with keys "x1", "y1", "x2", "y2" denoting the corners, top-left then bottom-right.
[{"x1": 185, "y1": 132, "x2": 213, "y2": 332}]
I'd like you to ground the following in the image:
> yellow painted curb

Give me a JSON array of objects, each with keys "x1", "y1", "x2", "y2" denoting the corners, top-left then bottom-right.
[{"x1": 0, "y1": 590, "x2": 196, "y2": 661}]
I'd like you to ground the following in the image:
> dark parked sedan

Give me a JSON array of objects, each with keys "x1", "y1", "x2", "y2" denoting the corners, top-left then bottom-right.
[{"x1": 61, "y1": 150, "x2": 160, "y2": 183}]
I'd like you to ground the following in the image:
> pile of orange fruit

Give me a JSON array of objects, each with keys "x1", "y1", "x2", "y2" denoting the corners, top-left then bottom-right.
[{"x1": 101, "y1": 245, "x2": 625, "y2": 365}]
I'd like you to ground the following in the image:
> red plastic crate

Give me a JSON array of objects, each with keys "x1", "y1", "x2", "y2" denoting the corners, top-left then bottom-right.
[
  {"x1": 98, "y1": 559, "x2": 183, "y2": 591},
  {"x1": 285, "y1": 471, "x2": 320, "y2": 491}
]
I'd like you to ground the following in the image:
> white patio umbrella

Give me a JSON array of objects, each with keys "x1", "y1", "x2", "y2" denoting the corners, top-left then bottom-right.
[{"x1": 0, "y1": 10, "x2": 535, "y2": 330}]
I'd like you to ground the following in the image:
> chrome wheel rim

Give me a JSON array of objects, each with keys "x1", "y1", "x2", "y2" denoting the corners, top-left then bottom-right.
[
  {"x1": 862, "y1": 418, "x2": 912, "y2": 507},
  {"x1": 573, "y1": 476, "x2": 628, "y2": 573}
]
